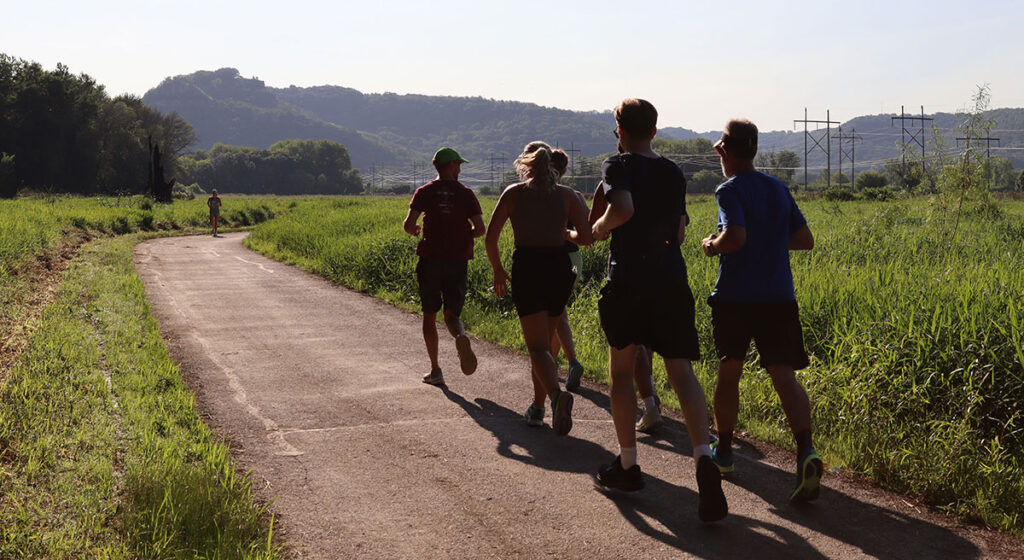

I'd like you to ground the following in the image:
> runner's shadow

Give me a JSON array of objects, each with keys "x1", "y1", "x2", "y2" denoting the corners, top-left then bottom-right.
[
  {"x1": 441, "y1": 387, "x2": 613, "y2": 474},
  {"x1": 717, "y1": 458, "x2": 980, "y2": 559}
]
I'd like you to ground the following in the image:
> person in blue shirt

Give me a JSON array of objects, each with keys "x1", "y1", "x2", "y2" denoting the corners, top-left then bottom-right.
[{"x1": 700, "y1": 118, "x2": 821, "y2": 503}]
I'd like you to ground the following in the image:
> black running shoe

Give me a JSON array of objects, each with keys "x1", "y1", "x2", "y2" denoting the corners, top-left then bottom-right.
[
  {"x1": 597, "y1": 456, "x2": 645, "y2": 492},
  {"x1": 552, "y1": 390, "x2": 574, "y2": 436},
  {"x1": 696, "y1": 455, "x2": 728, "y2": 522}
]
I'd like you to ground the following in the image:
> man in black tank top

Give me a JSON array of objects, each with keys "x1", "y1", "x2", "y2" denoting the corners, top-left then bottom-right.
[{"x1": 591, "y1": 98, "x2": 727, "y2": 522}]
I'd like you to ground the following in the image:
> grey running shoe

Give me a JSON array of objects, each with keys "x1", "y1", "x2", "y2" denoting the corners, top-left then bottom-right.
[
  {"x1": 422, "y1": 368, "x2": 445, "y2": 386},
  {"x1": 635, "y1": 404, "x2": 663, "y2": 434},
  {"x1": 696, "y1": 455, "x2": 728, "y2": 522},
  {"x1": 525, "y1": 405, "x2": 545, "y2": 427},
  {"x1": 455, "y1": 334, "x2": 477, "y2": 375},
  {"x1": 551, "y1": 390, "x2": 574, "y2": 436},
  {"x1": 566, "y1": 359, "x2": 584, "y2": 391}
]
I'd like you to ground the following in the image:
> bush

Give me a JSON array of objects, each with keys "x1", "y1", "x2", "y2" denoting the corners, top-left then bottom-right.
[
  {"x1": 0, "y1": 153, "x2": 17, "y2": 199},
  {"x1": 824, "y1": 188, "x2": 855, "y2": 201},
  {"x1": 172, "y1": 182, "x2": 205, "y2": 200},
  {"x1": 856, "y1": 170, "x2": 888, "y2": 191}
]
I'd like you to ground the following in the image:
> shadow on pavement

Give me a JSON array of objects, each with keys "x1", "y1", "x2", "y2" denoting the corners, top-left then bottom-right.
[{"x1": 444, "y1": 386, "x2": 980, "y2": 559}]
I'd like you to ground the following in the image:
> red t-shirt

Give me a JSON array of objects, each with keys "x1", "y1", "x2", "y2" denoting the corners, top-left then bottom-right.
[{"x1": 409, "y1": 179, "x2": 482, "y2": 260}]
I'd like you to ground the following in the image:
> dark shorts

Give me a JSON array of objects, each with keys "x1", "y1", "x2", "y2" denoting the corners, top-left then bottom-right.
[
  {"x1": 210, "y1": 209, "x2": 220, "y2": 218},
  {"x1": 511, "y1": 246, "x2": 576, "y2": 317},
  {"x1": 709, "y1": 297, "x2": 809, "y2": 370},
  {"x1": 598, "y1": 280, "x2": 701, "y2": 360},
  {"x1": 416, "y1": 257, "x2": 468, "y2": 315}
]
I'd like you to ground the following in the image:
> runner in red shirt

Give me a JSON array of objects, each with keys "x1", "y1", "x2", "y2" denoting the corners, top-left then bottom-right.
[{"x1": 403, "y1": 147, "x2": 486, "y2": 386}]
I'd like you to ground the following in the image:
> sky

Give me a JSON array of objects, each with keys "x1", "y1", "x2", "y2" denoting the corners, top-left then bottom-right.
[{"x1": 3, "y1": 0, "x2": 1023, "y2": 132}]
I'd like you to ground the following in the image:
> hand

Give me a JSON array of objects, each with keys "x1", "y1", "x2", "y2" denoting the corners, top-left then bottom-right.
[
  {"x1": 701, "y1": 233, "x2": 718, "y2": 257},
  {"x1": 408, "y1": 224, "x2": 421, "y2": 237},
  {"x1": 592, "y1": 222, "x2": 609, "y2": 242},
  {"x1": 492, "y1": 269, "x2": 510, "y2": 298}
]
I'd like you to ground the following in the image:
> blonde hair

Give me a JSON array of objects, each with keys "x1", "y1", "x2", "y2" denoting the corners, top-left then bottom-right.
[{"x1": 514, "y1": 141, "x2": 558, "y2": 190}]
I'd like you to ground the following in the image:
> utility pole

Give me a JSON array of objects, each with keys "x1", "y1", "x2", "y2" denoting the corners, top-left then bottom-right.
[
  {"x1": 891, "y1": 105, "x2": 932, "y2": 187},
  {"x1": 488, "y1": 154, "x2": 506, "y2": 189},
  {"x1": 566, "y1": 143, "x2": 581, "y2": 183},
  {"x1": 832, "y1": 127, "x2": 863, "y2": 190},
  {"x1": 956, "y1": 134, "x2": 1001, "y2": 188},
  {"x1": 794, "y1": 108, "x2": 840, "y2": 189}
]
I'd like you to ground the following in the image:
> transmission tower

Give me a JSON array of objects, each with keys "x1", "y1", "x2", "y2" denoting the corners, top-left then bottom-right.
[
  {"x1": 890, "y1": 105, "x2": 932, "y2": 186},
  {"x1": 956, "y1": 134, "x2": 1001, "y2": 188},
  {"x1": 488, "y1": 154, "x2": 506, "y2": 188},
  {"x1": 832, "y1": 127, "x2": 863, "y2": 189},
  {"x1": 794, "y1": 108, "x2": 840, "y2": 189},
  {"x1": 566, "y1": 143, "x2": 581, "y2": 182}
]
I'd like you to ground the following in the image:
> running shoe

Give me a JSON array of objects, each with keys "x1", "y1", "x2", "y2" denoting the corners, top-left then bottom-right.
[
  {"x1": 597, "y1": 456, "x2": 645, "y2": 492},
  {"x1": 635, "y1": 404, "x2": 663, "y2": 434},
  {"x1": 422, "y1": 367, "x2": 445, "y2": 386},
  {"x1": 789, "y1": 447, "x2": 823, "y2": 503},
  {"x1": 524, "y1": 405, "x2": 545, "y2": 427},
  {"x1": 455, "y1": 334, "x2": 477, "y2": 375},
  {"x1": 696, "y1": 455, "x2": 728, "y2": 522},
  {"x1": 551, "y1": 390, "x2": 574, "y2": 436},
  {"x1": 566, "y1": 359, "x2": 584, "y2": 391},
  {"x1": 710, "y1": 438, "x2": 735, "y2": 474}
]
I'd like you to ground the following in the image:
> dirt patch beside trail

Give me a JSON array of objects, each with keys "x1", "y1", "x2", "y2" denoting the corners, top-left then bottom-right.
[{"x1": 0, "y1": 230, "x2": 94, "y2": 384}]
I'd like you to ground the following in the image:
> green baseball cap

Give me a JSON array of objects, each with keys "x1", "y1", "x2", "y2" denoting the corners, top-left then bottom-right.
[{"x1": 433, "y1": 147, "x2": 469, "y2": 165}]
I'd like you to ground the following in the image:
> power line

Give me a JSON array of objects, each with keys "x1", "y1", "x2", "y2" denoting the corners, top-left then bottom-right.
[
  {"x1": 794, "y1": 108, "x2": 840, "y2": 188},
  {"x1": 891, "y1": 105, "x2": 933, "y2": 186}
]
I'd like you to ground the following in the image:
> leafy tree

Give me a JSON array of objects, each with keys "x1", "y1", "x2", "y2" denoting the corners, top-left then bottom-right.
[
  {"x1": 0, "y1": 152, "x2": 16, "y2": 198},
  {"x1": 755, "y1": 150, "x2": 800, "y2": 185},
  {"x1": 855, "y1": 170, "x2": 888, "y2": 191},
  {"x1": 1017, "y1": 169, "x2": 1024, "y2": 192},
  {"x1": 688, "y1": 169, "x2": 722, "y2": 194}
]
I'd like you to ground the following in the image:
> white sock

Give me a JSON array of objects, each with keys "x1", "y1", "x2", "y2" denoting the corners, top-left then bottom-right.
[
  {"x1": 619, "y1": 446, "x2": 638, "y2": 469},
  {"x1": 642, "y1": 396, "x2": 657, "y2": 410},
  {"x1": 694, "y1": 444, "x2": 712, "y2": 461}
]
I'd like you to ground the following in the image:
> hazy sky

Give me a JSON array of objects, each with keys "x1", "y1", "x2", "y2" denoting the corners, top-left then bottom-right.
[{"x1": 4, "y1": 0, "x2": 1022, "y2": 132}]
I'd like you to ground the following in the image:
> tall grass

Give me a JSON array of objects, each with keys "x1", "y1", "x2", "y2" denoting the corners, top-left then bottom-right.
[
  {"x1": 0, "y1": 235, "x2": 281, "y2": 558},
  {"x1": 247, "y1": 195, "x2": 1024, "y2": 533}
]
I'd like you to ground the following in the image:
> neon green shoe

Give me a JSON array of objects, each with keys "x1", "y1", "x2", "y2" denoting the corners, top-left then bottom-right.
[{"x1": 789, "y1": 448, "x2": 823, "y2": 502}]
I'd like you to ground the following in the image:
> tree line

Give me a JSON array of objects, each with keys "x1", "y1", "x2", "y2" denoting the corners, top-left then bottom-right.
[
  {"x1": 0, "y1": 54, "x2": 195, "y2": 198},
  {"x1": 178, "y1": 139, "x2": 364, "y2": 195}
]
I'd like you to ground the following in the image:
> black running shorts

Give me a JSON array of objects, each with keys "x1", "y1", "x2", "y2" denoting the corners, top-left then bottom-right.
[
  {"x1": 709, "y1": 297, "x2": 809, "y2": 370},
  {"x1": 598, "y1": 280, "x2": 701, "y2": 360},
  {"x1": 510, "y1": 246, "x2": 576, "y2": 318},
  {"x1": 416, "y1": 257, "x2": 468, "y2": 316}
]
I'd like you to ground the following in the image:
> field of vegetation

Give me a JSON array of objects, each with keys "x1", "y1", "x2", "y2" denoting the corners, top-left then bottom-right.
[
  {"x1": 246, "y1": 194, "x2": 1024, "y2": 534},
  {"x1": 0, "y1": 195, "x2": 297, "y2": 558}
]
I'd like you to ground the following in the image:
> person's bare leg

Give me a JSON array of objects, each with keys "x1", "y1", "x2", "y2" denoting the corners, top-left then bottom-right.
[
  {"x1": 554, "y1": 311, "x2": 576, "y2": 362},
  {"x1": 442, "y1": 309, "x2": 466, "y2": 338},
  {"x1": 519, "y1": 312, "x2": 560, "y2": 396},
  {"x1": 422, "y1": 312, "x2": 440, "y2": 370},
  {"x1": 766, "y1": 364, "x2": 812, "y2": 446},
  {"x1": 663, "y1": 358, "x2": 711, "y2": 453},
  {"x1": 713, "y1": 358, "x2": 744, "y2": 451},
  {"x1": 608, "y1": 344, "x2": 639, "y2": 450},
  {"x1": 633, "y1": 345, "x2": 655, "y2": 399}
]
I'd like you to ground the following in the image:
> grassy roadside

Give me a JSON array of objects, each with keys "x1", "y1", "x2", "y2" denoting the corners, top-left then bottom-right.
[
  {"x1": 0, "y1": 199, "x2": 286, "y2": 557},
  {"x1": 246, "y1": 195, "x2": 1024, "y2": 535}
]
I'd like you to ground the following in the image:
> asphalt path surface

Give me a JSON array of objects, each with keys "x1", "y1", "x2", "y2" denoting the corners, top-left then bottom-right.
[{"x1": 134, "y1": 232, "x2": 1020, "y2": 559}]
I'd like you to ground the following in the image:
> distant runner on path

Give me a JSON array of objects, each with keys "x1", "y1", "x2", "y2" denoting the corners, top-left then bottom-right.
[
  {"x1": 403, "y1": 147, "x2": 485, "y2": 386},
  {"x1": 208, "y1": 189, "x2": 222, "y2": 237},
  {"x1": 591, "y1": 98, "x2": 727, "y2": 522},
  {"x1": 700, "y1": 118, "x2": 821, "y2": 503},
  {"x1": 485, "y1": 141, "x2": 593, "y2": 436}
]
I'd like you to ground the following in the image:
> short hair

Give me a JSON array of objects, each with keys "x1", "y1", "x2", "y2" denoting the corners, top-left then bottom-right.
[
  {"x1": 718, "y1": 119, "x2": 758, "y2": 160},
  {"x1": 614, "y1": 98, "x2": 657, "y2": 140},
  {"x1": 550, "y1": 148, "x2": 569, "y2": 176}
]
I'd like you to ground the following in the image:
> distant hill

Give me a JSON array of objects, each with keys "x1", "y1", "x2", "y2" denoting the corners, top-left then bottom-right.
[{"x1": 144, "y1": 68, "x2": 1024, "y2": 173}]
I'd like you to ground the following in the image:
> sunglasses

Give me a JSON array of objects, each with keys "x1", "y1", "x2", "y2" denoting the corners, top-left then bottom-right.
[
  {"x1": 612, "y1": 128, "x2": 619, "y2": 139},
  {"x1": 715, "y1": 144, "x2": 725, "y2": 156}
]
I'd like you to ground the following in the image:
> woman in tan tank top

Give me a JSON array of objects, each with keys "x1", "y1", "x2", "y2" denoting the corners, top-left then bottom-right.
[{"x1": 485, "y1": 142, "x2": 593, "y2": 436}]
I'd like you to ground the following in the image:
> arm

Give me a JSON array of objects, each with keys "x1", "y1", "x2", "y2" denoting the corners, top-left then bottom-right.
[
  {"x1": 588, "y1": 183, "x2": 607, "y2": 225},
  {"x1": 677, "y1": 213, "x2": 690, "y2": 244},
  {"x1": 402, "y1": 208, "x2": 422, "y2": 236},
  {"x1": 788, "y1": 225, "x2": 814, "y2": 251},
  {"x1": 485, "y1": 188, "x2": 514, "y2": 298},
  {"x1": 592, "y1": 189, "x2": 633, "y2": 241},
  {"x1": 469, "y1": 214, "x2": 486, "y2": 238},
  {"x1": 565, "y1": 190, "x2": 594, "y2": 247},
  {"x1": 702, "y1": 226, "x2": 746, "y2": 256}
]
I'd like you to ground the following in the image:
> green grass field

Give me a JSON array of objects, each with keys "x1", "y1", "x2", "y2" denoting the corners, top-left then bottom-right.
[
  {"x1": 0, "y1": 195, "x2": 296, "y2": 558},
  {"x1": 246, "y1": 194, "x2": 1024, "y2": 534}
]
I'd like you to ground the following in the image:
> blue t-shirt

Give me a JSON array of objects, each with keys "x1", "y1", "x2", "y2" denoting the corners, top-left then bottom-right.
[
  {"x1": 711, "y1": 171, "x2": 806, "y2": 303},
  {"x1": 601, "y1": 153, "x2": 688, "y2": 287}
]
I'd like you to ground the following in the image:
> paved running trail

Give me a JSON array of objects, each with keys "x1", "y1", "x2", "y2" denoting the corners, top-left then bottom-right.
[{"x1": 134, "y1": 233, "x2": 1020, "y2": 559}]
